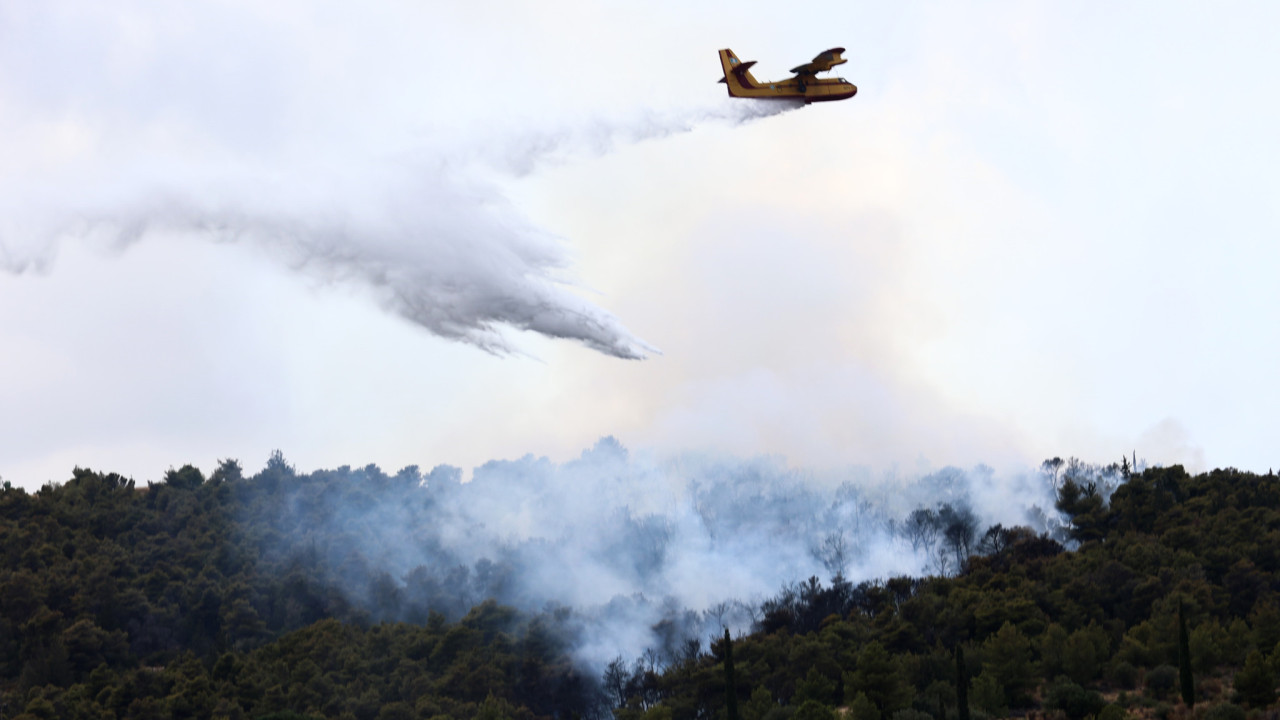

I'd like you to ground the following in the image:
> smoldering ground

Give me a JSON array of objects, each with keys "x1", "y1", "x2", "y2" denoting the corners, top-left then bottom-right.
[{"x1": 240, "y1": 439, "x2": 1126, "y2": 672}]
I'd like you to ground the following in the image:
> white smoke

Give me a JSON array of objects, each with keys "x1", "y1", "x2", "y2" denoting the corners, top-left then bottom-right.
[
  {"x1": 0, "y1": 3, "x2": 802, "y2": 359},
  {"x1": 253, "y1": 438, "x2": 1077, "y2": 671}
]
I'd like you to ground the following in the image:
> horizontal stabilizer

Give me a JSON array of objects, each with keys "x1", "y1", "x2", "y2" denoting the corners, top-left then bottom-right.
[{"x1": 733, "y1": 60, "x2": 757, "y2": 75}]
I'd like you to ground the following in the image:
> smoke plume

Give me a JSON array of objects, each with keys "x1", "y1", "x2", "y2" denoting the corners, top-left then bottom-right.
[{"x1": 248, "y1": 439, "x2": 1122, "y2": 671}]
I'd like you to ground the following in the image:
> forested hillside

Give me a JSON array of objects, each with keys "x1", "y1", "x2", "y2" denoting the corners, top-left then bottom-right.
[
  {"x1": 2, "y1": 460, "x2": 1278, "y2": 719},
  {"x1": 615, "y1": 466, "x2": 1280, "y2": 720},
  {"x1": 0, "y1": 458, "x2": 597, "y2": 719}
]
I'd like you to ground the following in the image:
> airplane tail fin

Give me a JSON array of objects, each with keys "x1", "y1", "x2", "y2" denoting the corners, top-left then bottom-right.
[{"x1": 718, "y1": 48, "x2": 760, "y2": 97}]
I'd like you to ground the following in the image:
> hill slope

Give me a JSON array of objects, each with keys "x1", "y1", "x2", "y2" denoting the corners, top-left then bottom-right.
[{"x1": 2, "y1": 463, "x2": 1278, "y2": 719}]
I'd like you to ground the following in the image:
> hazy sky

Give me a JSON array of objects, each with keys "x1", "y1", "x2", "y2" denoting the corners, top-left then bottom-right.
[{"x1": 3, "y1": 1, "x2": 1278, "y2": 488}]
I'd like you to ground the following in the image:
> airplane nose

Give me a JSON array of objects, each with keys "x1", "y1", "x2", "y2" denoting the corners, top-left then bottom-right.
[{"x1": 850, "y1": 84, "x2": 857, "y2": 96}]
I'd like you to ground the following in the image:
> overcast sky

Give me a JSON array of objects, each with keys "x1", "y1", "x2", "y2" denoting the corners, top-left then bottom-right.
[{"x1": 3, "y1": 1, "x2": 1278, "y2": 489}]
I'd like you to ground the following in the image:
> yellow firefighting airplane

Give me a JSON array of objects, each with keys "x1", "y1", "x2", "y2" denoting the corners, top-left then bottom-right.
[{"x1": 718, "y1": 48, "x2": 857, "y2": 103}]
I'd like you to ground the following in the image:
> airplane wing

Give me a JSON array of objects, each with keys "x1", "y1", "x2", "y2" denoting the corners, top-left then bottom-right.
[{"x1": 790, "y1": 47, "x2": 847, "y2": 76}]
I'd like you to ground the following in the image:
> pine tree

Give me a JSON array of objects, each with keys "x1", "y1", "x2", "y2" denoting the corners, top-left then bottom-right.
[
  {"x1": 725, "y1": 628, "x2": 739, "y2": 720},
  {"x1": 1178, "y1": 599, "x2": 1195, "y2": 707},
  {"x1": 848, "y1": 641, "x2": 911, "y2": 715},
  {"x1": 848, "y1": 692, "x2": 881, "y2": 720},
  {"x1": 983, "y1": 622, "x2": 1034, "y2": 706},
  {"x1": 1234, "y1": 650, "x2": 1277, "y2": 707},
  {"x1": 956, "y1": 645, "x2": 970, "y2": 720}
]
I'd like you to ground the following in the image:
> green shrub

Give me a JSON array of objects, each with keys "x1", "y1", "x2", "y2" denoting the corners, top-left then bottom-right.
[
  {"x1": 1108, "y1": 661, "x2": 1139, "y2": 690},
  {"x1": 1044, "y1": 677, "x2": 1106, "y2": 720},
  {"x1": 1097, "y1": 704, "x2": 1127, "y2": 720},
  {"x1": 1203, "y1": 703, "x2": 1245, "y2": 720},
  {"x1": 1146, "y1": 665, "x2": 1178, "y2": 700}
]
